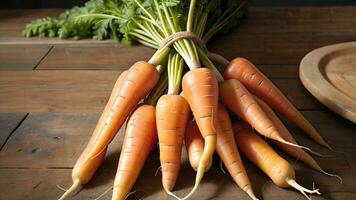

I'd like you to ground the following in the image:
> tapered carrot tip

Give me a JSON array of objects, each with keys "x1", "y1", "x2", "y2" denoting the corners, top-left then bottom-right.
[
  {"x1": 58, "y1": 179, "x2": 82, "y2": 200},
  {"x1": 163, "y1": 180, "x2": 175, "y2": 192},
  {"x1": 112, "y1": 187, "x2": 126, "y2": 200},
  {"x1": 246, "y1": 190, "x2": 259, "y2": 200}
]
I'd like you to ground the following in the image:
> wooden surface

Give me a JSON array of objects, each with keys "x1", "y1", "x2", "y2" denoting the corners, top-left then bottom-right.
[
  {"x1": 300, "y1": 42, "x2": 356, "y2": 123},
  {"x1": 0, "y1": 7, "x2": 356, "y2": 200}
]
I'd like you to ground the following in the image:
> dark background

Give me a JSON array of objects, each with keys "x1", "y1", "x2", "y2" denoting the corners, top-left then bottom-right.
[{"x1": 2, "y1": 0, "x2": 356, "y2": 9}]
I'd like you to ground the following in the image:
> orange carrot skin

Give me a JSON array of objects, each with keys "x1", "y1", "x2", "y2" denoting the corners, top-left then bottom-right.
[
  {"x1": 185, "y1": 119, "x2": 213, "y2": 172},
  {"x1": 219, "y1": 79, "x2": 283, "y2": 142},
  {"x1": 216, "y1": 104, "x2": 256, "y2": 197},
  {"x1": 182, "y1": 68, "x2": 218, "y2": 164},
  {"x1": 183, "y1": 68, "x2": 218, "y2": 144},
  {"x1": 72, "y1": 62, "x2": 159, "y2": 184},
  {"x1": 255, "y1": 97, "x2": 322, "y2": 172},
  {"x1": 156, "y1": 94, "x2": 190, "y2": 191},
  {"x1": 234, "y1": 122, "x2": 295, "y2": 188},
  {"x1": 112, "y1": 104, "x2": 158, "y2": 200},
  {"x1": 224, "y1": 58, "x2": 327, "y2": 147}
]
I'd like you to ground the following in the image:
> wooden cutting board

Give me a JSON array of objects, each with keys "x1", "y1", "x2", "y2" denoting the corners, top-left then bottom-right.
[{"x1": 300, "y1": 42, "x2": 356, "y2": 123}]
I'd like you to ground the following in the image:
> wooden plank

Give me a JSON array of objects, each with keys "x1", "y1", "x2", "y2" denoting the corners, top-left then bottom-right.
[
  {"x1": 0, "y1": 113, "x2": 124, "y2": 168},
  {"x1": 0, "y1": 45, "x2": 52, "y2": 70},
  {"x1": 0, "y1": 70, "x2": 120, "y2": 113},
  {"x1": 240, "y1": 6, "x2": 356, "y2": 33},
  {"x1": 0, "y1": 113, "x2": 27, "y2": 149},
  {"x1": 36, "y1": 44, "x2": 154, "y2": 70},
  {"x1": 208, "y1": 32, "x2": 356, "y2": 65}
]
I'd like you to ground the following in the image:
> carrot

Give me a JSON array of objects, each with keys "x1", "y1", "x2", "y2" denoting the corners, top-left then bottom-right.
[
  {"x1": 255, "y1": 97, "x2": 342, "y2": 181},
  {"x1": 216, "y1": 104, "x2": 258, "y2": 200},
  {"x1": 219, "y1": 79, "x2": 308, "y2": 150},
  {"x1": 156, "y1": 94, "x2": 190, "y2": 192},
  {"x1": 112, "y1": 104, "x2": 158, "y2": 200},
  {"x1": 59, "y1": 62, "x2": 159, "y2": 200},
  {"x1": 234, "y1": 122, "x2": 321, "y2": 200},
  {"x1": 181, "y1": 68, "x2": 219, "y2": 199},
  {"x1": 224, "y1": 57, "x2": 330, "y2": 149},
  {"x1": 185, "y1": 119, "x2": 213, "y2": 172}
]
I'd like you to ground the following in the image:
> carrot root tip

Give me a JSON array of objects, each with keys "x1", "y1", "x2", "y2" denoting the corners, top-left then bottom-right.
[
  {"x1": 58, "y1": 179, "x2": 82, "y2": 200},
  {"x1": 320, "y1": 170, "x2": 343, "y2": 184},
  {"x1": 246, "y1": 190, "x2": 259, "y2": 200},
  {"x1": 56, "y1": 184, "x2": 67, "y2": 192},
  {"x1": 287, "y1": 178, "x2": 321, "y2": 200},
  {"x1": 180, "y1": 163, "x2": 205, "y2": 200},
  {"x1": 219, "y1": 159, "x2": 227, "y2": 174},
  {"x1": 154, "y1": 166, "x2": 162, "y2": 177},
  {"x1": 277, "y1": 138, "x2": 313, "y2": 153},
  {"x1": 307, "y1": 149, "x2": 333, "y2": 158},
  {"x1": 164, "y1": 188, "x2": 183, "y2": 200},
  {"x1": 94, "y1": 186, "x2": 112, "y2": 200}
]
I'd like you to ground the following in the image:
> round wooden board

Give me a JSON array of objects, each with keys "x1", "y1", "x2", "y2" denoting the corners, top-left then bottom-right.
[{"x1": 300, "y1": 42, "x2": 356, "y2": 123}]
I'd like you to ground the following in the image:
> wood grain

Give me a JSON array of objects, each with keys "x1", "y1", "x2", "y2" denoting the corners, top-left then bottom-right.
[
  {"x1": 0, "y1": 45, "x2": 52, "y2": 70},
  {"x1": 240, "y1": 6, "x2": 356, "y2": 33},
  {"x1": 208, "y1": 32, "x2": 356, "y2": 65},
  {"x1": 300, "y1": 42, "x2": 356, "y2": 123},
  {"x1": 0, "y1": 113, "x2": 124, "y2": 168},
  {"x1": 36, "y1": 44, "x2": 154, "y2": 70},
  {"x1": 0, "y1": 70, "x2": 121, "y2": 113},
  {"x1": 0, "y1": 113, "x2": 27, "y2": 149}
]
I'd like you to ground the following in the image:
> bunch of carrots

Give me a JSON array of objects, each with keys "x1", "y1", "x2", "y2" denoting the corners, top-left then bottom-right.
[{"x1": 24, "y1": 1, "x2": 341, "y2": 200}]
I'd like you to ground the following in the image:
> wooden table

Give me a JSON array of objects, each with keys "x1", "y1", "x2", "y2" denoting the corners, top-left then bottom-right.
[{"x1": 0, "y1": 7, "x2": 355, "y2": 200}]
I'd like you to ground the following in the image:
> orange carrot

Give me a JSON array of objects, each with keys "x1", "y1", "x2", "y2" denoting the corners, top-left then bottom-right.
[
  {"x1": 216, "y1": 104, "x2": 258, "y2": 200},
  {"x1": 224, "y1": 58, "x2": 330, "y2": 149},
  {"x1": 255, "y1": 97, "x2": 341, "y2": 181},
  {"x1": 181, "y1": 68, "x2": 219, "y2": 199},
  {"x1": 59, "y1": 62, "x2": 159, "y2": 200},
  {"x1": 234, "y1": 122, "x2": 321, "y2": 199},
  {"x1": 112, "y1": 104, "x2": 158, "y2": 200},
  {"x1": 185, "y1": 119, "x2": 213, "y2": 172},
  {"x1": 219, "y1": 79, "x2": 307, "y2": 150},
  {"x1": 156, "y1": 94, "x2": 190, "y2": 192}
]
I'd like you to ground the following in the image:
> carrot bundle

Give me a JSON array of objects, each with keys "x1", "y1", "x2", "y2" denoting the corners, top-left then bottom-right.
[{"x1": 42, "y1": 1, "x2": 337, "y2": 199}]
